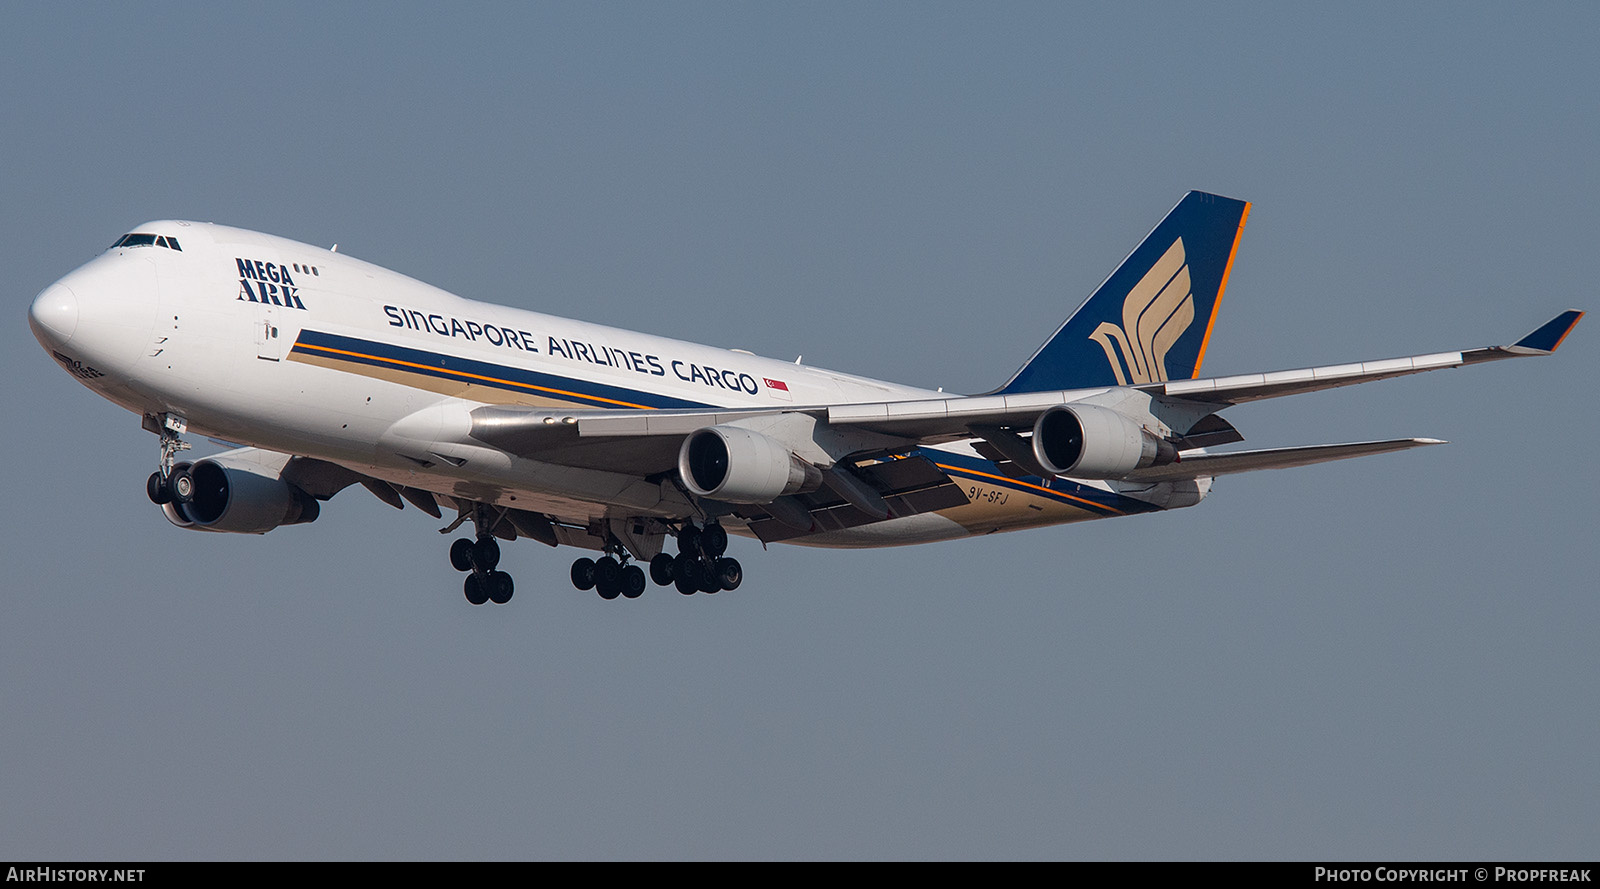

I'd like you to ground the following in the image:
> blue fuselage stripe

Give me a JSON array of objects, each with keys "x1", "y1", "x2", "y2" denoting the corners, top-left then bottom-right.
[{"x1": 291, "y1": 329, "x2": 714, "y2": 410}]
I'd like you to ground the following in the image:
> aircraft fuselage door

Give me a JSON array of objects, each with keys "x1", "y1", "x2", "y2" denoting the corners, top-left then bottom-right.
[{"x1": 256, "y1": 303, "x2": 285, "y2": 360}]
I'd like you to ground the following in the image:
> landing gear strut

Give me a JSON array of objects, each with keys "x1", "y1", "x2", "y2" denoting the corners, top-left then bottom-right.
[
  {"x1": 144, "y1": 413, "x2": 191, "y2": 505},
  {"x1": 445, "y1": 505, "x2": 514, "y2": 605}
]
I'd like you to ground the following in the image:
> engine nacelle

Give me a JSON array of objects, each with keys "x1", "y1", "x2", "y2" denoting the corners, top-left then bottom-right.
[
  {"x1": 678, "y1": 425, "x2": 823, "y2": 503},
  {"x1": 163, "y1": 458, "x2": 319, "y2": 534},
  {"x1": 1031, "y1": 404, "x2": 1177, "y2": 479}
]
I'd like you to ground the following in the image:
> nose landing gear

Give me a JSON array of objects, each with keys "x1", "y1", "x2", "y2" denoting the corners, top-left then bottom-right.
[{"x1": 144, "y1": 413, "x2": 191, "y2": 505}]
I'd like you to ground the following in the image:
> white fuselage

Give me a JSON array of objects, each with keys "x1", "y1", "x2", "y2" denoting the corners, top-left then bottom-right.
[{"x1": 30, "y1": 220, "x2": 1162, "y2": 548}]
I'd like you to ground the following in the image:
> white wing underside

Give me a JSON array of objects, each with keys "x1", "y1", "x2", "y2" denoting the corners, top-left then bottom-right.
[{"x1": 1123, "y1": 438, "x2": 1445, "y2": 482}]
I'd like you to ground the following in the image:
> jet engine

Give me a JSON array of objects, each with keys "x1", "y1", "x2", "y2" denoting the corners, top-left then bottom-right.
[
  {"x1": 162, "y1": 458, "x2": 320, "y2": 534},
  {"x1": 678, "y1": 425, "x2": 823, "y2": 503},
  {"x1": 1030, "y1": 404, "x2": 1178, "y2": 479}
]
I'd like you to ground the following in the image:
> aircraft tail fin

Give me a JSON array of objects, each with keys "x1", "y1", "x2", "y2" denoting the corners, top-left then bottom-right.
[{"x1": 996, "y1": 191, "x2": 1251, "y2": 394}]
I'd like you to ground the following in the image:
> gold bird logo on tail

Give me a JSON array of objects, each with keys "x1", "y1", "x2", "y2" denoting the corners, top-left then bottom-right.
[{"x1": 1087, "y1": 238, "x2": 1194, "y2": 385}]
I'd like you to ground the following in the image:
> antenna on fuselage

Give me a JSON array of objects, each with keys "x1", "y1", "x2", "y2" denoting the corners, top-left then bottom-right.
[{"x1": 330, "y1": 244, "x2": 338, "y2": 253}]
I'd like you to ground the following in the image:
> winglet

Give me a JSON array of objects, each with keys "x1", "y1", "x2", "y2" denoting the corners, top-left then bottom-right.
[{"x1": 1513, "y1": 310, "x2": 1584, "y2": 353}]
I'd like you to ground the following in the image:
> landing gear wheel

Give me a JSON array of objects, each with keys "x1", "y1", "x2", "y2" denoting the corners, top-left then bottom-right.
[
  {"x1": 170, "y1": 467, "x2": 195, "y2": 504},
  {"x1": 621, "y1": 565, "x2": 646, "y2": 599},
  {"x1": 470, "y1": 537, "x2": 501, "y2": 572},
  {"x1": 593, "y1": 556, "x2": 621, "y2": 592},
  {"x1": 449, "y1": 538, "x2": 474, "y2": 572},
  {"x1": 714, "y1": 557, "x2": 742, "y2": 591},
  {"x1": 699, "y1": 570, "x2": 722, "y2": 594},
  {"x1": 701, "y1": 523, "x2": 728, "y2": 557},
  {"x1": 650, "y1": 552, "x2": 676, "y2": 586},
  {"x1": 570, "y1": 558, "x2": 596, "y2": 591},
  {"x1": 678, "y1": 524, "x2": 700, "y2": 554},
  {"x1": 463, "y1": 573, "x2": 490, "y2": 605},
  {"x1": 487, "y1": 571, "x2": 514, "y2": 604},
  {"x1": 147, "y1": 472, "x2": 171, "y2": 505},
  {"x1": 674, "y1": 556, "x2": 700, "y2": 595}
]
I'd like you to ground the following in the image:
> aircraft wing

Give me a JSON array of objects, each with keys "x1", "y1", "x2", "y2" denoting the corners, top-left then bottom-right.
[
  {"x1": 823, "y1": 310, "x2": 1584, "y2": 435},
  {"x1": 465, "y1": 311, "x2": 1581, "y2": 464},
  {"x1": 468, "y1": 405, "x2": 826, "y2": 476},
  {"x1": 463, "y1": 404, "x2": 965, "y2": 539},
  {"x1": 1146, "y1": 310, "x2": 1585, "y2": 406}
]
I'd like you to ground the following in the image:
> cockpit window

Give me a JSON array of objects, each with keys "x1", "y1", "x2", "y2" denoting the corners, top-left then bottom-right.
[{"x1": 110, "y1": 233, "x2": 180, "y2": 251}]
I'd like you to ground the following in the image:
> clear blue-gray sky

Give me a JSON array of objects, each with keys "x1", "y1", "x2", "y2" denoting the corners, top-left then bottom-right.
[{"x1": 3, "y1": 2, "x2": 1596, "y2": 860}]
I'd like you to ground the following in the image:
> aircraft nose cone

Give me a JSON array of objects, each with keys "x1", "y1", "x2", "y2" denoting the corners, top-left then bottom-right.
[{"x1": 28, "y1": 283, "x2": 79, "y2": 349}]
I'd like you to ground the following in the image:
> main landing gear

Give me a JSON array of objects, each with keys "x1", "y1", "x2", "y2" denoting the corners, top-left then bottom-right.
[
  {"x1": 442, "y1": 512, "x2": 747, "y2": 606},
  {"x1": 662, "y1": 522, "x2": 741, "y2": 596},
  {"x1": 567, "y1": 521, "x2": 741, "y2": 600},
  {"x1": 569, "y1": 552, "x2": 646, "y2": 600},
  {"x1": 445, "y1": 507, "x2": 514, "y2": 605}
]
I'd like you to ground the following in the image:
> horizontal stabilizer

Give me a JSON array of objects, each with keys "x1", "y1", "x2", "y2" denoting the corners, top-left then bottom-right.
[{"x1": 1122, "y1": 438, "x2": 1445, "y2": 482}]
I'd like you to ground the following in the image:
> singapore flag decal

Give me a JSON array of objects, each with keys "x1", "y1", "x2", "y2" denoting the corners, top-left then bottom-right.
[{"x1": 764, "y1": 377, "x2": 792, "y2": 401}]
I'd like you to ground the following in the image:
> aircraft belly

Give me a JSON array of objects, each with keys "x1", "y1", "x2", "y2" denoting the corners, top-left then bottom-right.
[
  {"x1": 361, "y1": 470, "x2": 624, "y2": 522},
  {"x1": 916, "y1": 450, "x2": 1161, "y2": 535},
  {"x1": 933, "y1": 484, "x2": 1114, "y2": 535},
  {"x1": 786, "y1": 512, "x2": 970, "y2": 548},
  {"x1": 335, "y1": 455, "x2": 684, "y2": 523},
  {"x1": 778, "y1": 468, "x2": 1142, "y2": 548}
]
